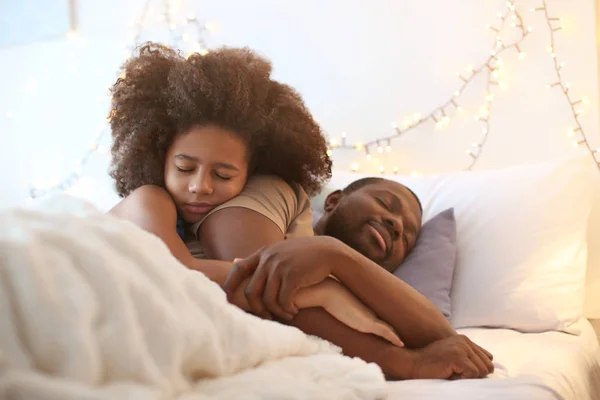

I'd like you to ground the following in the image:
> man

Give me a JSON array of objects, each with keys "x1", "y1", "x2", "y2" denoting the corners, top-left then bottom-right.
[
  {"x1": 313, "y1": 177, "x2": 423, "y2": 272},
  {"x1": 223, "y1": 176, "x2": 494, "y2": 380}
]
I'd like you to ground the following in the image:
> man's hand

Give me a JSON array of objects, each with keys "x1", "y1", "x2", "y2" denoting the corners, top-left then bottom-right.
[
  {"x1": 406, "y1": 335, "x2": 494, "y2": 380},
  {"x1": 223, "y1": 236, "x2": 343, "y2": 320}
]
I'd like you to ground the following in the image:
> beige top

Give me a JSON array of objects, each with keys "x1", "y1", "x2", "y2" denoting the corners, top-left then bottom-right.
[{"x1": 183, "y1": 175, "x2": 314, "y2": 259}]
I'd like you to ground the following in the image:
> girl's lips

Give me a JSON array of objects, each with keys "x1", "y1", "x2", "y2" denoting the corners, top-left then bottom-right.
[{"x1": 184, "y1": 203, "x2": 215, "y2": 214}]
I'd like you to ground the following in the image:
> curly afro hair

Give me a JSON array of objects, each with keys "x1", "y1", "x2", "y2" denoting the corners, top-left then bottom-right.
[{"x1": 109, "y1": 42, "x2": 332, "y2": 197}]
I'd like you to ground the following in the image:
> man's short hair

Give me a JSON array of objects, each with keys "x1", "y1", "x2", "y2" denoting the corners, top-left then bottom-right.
[{"x1": 342, "y1": 177, "x2": 423, "y2": 212}]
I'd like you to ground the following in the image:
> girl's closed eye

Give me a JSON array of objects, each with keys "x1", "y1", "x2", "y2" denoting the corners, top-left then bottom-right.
[
  {"x1": 214, "y1": 171, "x2": 233, "y2": 181},
  {"x1": 176, "y1": 166, "x2": 194, "y2": 173}
]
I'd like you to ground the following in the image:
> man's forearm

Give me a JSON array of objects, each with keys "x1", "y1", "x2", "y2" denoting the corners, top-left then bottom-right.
[
  {"x1": 289, "y1": 307, "x2": 414, "y2": 379},
  {"x1": 331, "y1": 239, "x2": 456, "y2": 348}
]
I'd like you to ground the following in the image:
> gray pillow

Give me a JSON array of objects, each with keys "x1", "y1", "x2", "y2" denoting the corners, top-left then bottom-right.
[{"x1": 393, "y1": 208, "x2": 457, "y2": 319}]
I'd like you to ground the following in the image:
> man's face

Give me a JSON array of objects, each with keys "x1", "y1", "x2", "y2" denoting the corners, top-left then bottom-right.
[{"x1": 323, "y1": 180, "x2": 423, "y2": 271}]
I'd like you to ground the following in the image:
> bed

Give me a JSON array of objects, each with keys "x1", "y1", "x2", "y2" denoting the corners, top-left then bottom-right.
[
  {"x1": 387, "y1": 320, "x2": 600, "y2": 399},
  {"x1": 318, "y1": 155, "x2": 600, "y2": 400},
  {"x1": 1, "y1": 157, "x2": 599, "y2": 399}
]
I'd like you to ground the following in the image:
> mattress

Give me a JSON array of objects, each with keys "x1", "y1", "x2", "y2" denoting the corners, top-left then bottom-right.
[{"x1": 386, "y1": 319, "x2": 600, "y2": 400}]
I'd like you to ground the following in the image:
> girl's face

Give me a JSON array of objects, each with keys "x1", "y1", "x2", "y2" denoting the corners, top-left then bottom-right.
[{"x1": 164, "y1": 124, "x2": 249, "y2": 223}]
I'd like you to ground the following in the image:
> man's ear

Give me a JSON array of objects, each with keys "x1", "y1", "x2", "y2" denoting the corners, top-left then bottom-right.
[{"x1": 324, "y1": 190, "x2": 343, "y2": 212}]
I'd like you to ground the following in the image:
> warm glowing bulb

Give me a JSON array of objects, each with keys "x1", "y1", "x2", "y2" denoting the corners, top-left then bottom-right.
[
  {"x1": 466, "y1": 149, "x2": 472, "y2": 155},
  {"x1": 355, "y1": 142, "x2": 364, "y2": 150},
  {"x1": 385, "y1": 145, "x2": 392, "y2": 152},
  {"x1": 205, "y1": 21, "x2": 220, "y2": 32},
  {"x1": 577, "y1": 109, "x2": 585, "y2": 116},
  {"x1": 403, "y1": 119, "x2": 412, "y2": 128},
  {"x1": 497, "y1": 58, "x2": 504, "y2": 66},
  {"x1": 454, "y1": 90, "x2": 461, "y2": 97},
  {"x1": 411, "y1": 171, "x2": 420, "y2": 177},
  {"x1": 519, "y1": 52, "x2": 526, "y2": 60},
  {"x1": 366, "y1": 154, "x2": 372, "y2": 161},
  {"x1": 351, "y1": 163, "x2": 360, "y2": 172},
  {"x1": 493, "y1": 70, "x2": 500, "y2": 78},
  {"x1": 377, "y1": 146, "x2": 383, "y2": 153},
  {"x1": 341, "y1": 132, "x2": 347, "y2": 138},
  {"x1": 392, "y1": 122, "x2": 398, "y2": 129},
  {"x1": 435, "y1": 121, "x2": 443, "y2": 128},
  {"x1": 582, "y1": 96, "x2": 590, "y2": 104},
  {"x1": 466, "y1": 65, "x2": 474, "y2": 72},
  {"x1": 413, "y1": 112, "x2": 422, "y2": 121},
  {"x1": 480, "y1": 107, "x2": 489, "y2": 117},
  {"x1": 568, "y1": 129, "x2": 575, "y2": 136},
  {"x1": 487, "y1": 93, "x2": 495, "y2": 101},
  {"x1": 572, "y1": 140, "x2": 579, "y2": 148},
  {"x1": 499, "y1": 82, "x2": 507, "y2": 90},
  {"x1": 326, "y1": 149, "x2": 333, "y2": 157},
  {"x1": 379, "y1": 165, "x2": 385, "y2": 173},
  {"x1": 200, "y1": 49, "x2": 210, "y2": 56},
  {"x1": 527, "y1": 26, "x2": 534, "y2": 32},
  {"x1": 393, "y1": 166, "x2": 399, "y2": 173},
  {"x1": 182, "y1": 33, "x2": 190, "y2": 42},
  {"x1": 66, "y1": 29, "x2": 79, "y2": 40},
  {"x1": 457, "y1": 106, "x2": 464, "y2": 113},
  {"x1": 330, "y1": 139, "x2": 338, "y2": 147},
  {"x1": 442, "y1": 116, "x2": 450, "y2": 124}
]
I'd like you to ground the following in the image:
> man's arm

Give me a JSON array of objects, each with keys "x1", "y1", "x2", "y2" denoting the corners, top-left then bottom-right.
[
  {"x1": 328, "y1": 237, "x2": 457, "y2": 348},
  {"x1": 199, "y1": 207, "x2": 409, "y2": 376}
]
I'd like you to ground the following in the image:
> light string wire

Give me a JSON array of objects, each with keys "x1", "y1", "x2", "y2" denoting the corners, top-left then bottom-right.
[
  {"x1": 536, "y1": 0, "x2": 599, "y2": 166},
  {"x1": 328, "y1": 1, "x2": 527, "y2": 172},
  {"x1": 28, "y1": 0, "x2": 212, "y2": 199}
]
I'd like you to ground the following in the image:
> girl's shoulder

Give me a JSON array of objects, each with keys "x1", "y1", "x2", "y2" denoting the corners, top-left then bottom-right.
[{"x1": 108, "y1": 185, "x2": 176, "y2": 221}]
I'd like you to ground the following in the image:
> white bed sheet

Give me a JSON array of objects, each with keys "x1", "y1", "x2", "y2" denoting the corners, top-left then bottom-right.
[{"x1": 386, "y1": 319, "x2": 600, "y2": 400}]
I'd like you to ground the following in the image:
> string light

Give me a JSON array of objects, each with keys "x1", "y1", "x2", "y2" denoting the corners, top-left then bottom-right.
[
  {"x1": 328, "y1": 1, "x2": 528, "y2": 172},
  {"x1": 533, "y1": 1, "x2": 599, "y2": 169},
  {"x1": 28, "y1": 0, "x2": 217, "y2": 199},
  {"x1": 332, "y1": 2, "x2": 598, "y2": 174}
]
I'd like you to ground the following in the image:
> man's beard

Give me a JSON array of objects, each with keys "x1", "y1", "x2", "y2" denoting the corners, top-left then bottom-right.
[{"x1": 323, "y1": 207, "x2": 370, "y2": 259}]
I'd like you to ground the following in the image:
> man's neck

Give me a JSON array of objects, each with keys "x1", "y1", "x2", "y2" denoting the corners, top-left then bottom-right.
[{"x1": 312, "y1": 214, "x2": 327, "y2": 236}]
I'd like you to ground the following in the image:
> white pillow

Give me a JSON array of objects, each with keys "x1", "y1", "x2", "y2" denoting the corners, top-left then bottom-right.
[{"x1": 318, "y1": 155, "x2": 595, "y2": 334}]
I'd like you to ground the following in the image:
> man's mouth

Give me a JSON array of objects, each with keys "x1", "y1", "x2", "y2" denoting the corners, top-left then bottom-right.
[{"x1": 366, "y1": 221, "x2": 392, "y2": 256}]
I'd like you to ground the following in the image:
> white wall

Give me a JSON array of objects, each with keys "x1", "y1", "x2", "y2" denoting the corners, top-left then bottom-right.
[
  {"x1": 1, "y1": 0, "x2": 599, "y2": 312},
  {"x1": 1, "y1": 0, "x2": 598, "y2": 209}
]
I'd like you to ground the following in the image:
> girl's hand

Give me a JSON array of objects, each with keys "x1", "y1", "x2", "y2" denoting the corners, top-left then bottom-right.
[{"x1": 316, "y1": 279, "x2": 404, "y2": 348}]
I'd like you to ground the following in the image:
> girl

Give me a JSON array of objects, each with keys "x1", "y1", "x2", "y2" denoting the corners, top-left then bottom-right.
[{"x1": 107, "y1": 43, "x2": 401, "y2": 346}]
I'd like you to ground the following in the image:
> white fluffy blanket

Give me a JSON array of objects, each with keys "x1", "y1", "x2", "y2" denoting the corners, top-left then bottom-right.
[{"x1": 0, "y1": 196, "x2": 386, "y2": 400}]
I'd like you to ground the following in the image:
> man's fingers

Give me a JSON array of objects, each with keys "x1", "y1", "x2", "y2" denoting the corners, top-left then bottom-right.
[
  {"x1": 244, "y1": 265, "x2": 270, "y2": 319},
  {"x1": 466, "y1": 348, "x2": 489, "y2": 378},
  {"x1": 472, "y1": 345, "x2": 495, "y2": 374},
  {"x1": 263, "y1": 272, "x2": 292, "y2": 320},
  {"x1": 223, "y1": 253, "x2": 260, "y2": 297},
  {"x1": 456, "y1": 358, "x2": 479, "y2": 379},
  {"x1": 477, "y1": 344, "x2": 494, "y2": 361},
  {"x1": 278, "y1": 278, "x2": 299, "y2": 315}
]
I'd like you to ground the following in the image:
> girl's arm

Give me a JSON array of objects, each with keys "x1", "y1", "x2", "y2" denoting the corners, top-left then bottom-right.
[
  {"x1": 109, "y1": 185, "x2": 401, "y2": 347},
  {"x1": 109, "y1": 185, "x2": 233, "y2": 285}
]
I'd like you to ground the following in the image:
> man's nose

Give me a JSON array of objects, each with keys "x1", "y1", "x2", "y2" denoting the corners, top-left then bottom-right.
[{"x1": 383, "y1": 216, "x2": 402, "y2": 239}]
